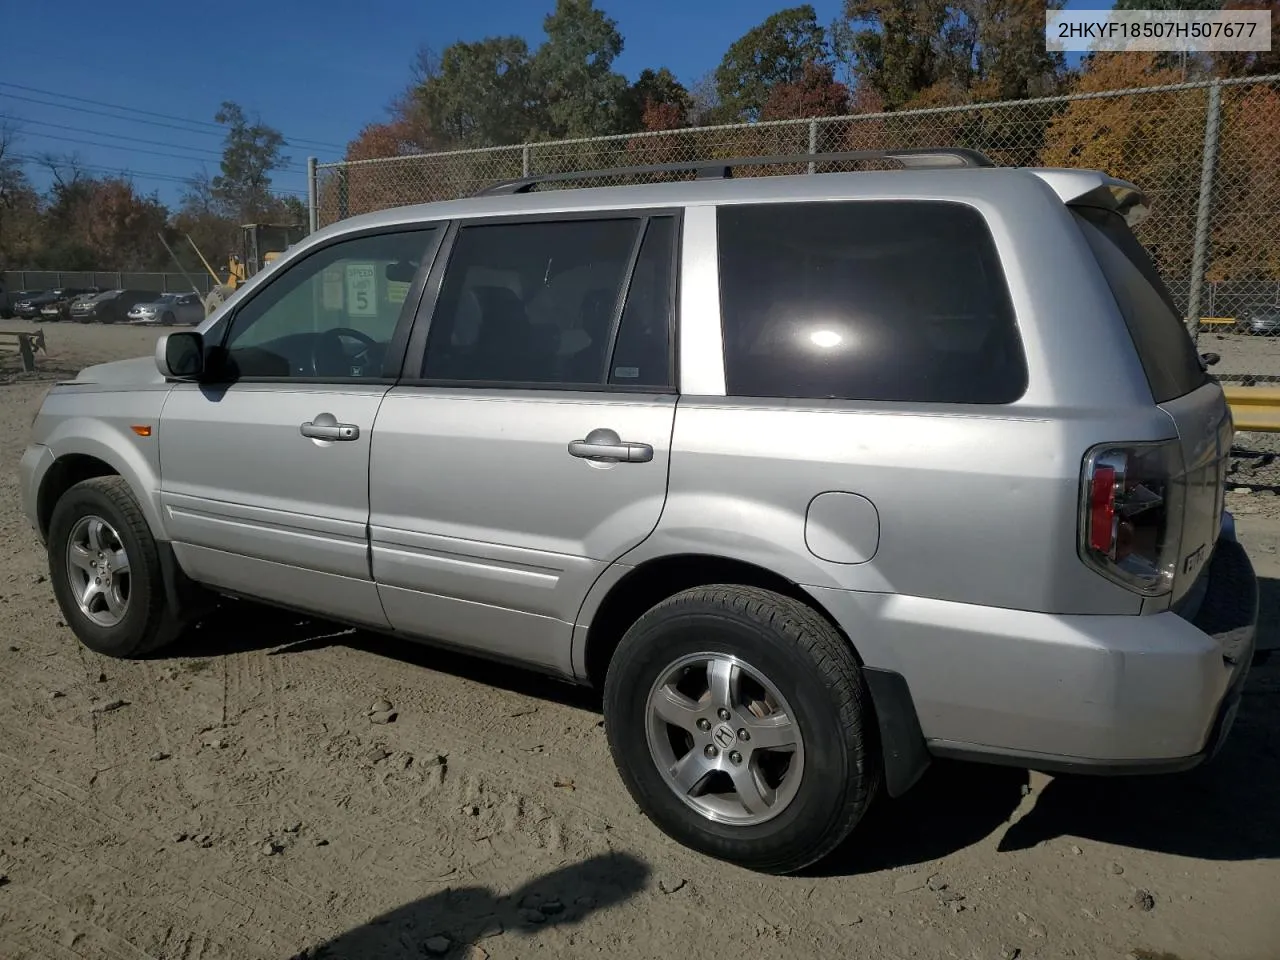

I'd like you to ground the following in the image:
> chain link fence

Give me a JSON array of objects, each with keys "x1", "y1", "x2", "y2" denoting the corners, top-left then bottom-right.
[
  {"x1": 312, "y1": 74, "x2": 1280, "y2": 386},
  {"x1": 2, "y1": 270, "x2": 213, "y2": 296}
]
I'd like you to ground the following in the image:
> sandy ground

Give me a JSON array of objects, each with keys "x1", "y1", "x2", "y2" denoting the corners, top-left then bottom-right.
[
  {"x1": 1, "y1": 324, "x2": 1278, "y2": 960},
  {"x1": 1197, "y1": 327, "x2": 1280, "y2": 383}
]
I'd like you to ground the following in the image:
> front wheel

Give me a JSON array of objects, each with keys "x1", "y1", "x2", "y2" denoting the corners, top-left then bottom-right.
[
  {"x1": 47, "y1": 477, "x2": 184, "y2": 658},
  {"x1": 603, "y1": 585, "x2": 880, "y2": 874}
]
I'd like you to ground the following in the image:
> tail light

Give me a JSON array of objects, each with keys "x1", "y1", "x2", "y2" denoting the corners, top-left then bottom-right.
[{"x1": 1079, "y1": 441, "x2": 1184, "y2": 596}]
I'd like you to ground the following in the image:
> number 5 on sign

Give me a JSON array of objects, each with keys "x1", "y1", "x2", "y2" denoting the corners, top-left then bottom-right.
[{"x1": 345, "y1": 263, "x2": 377, "y2": 317}]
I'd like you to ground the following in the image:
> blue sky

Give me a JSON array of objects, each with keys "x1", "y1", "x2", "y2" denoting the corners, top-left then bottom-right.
[{"x1": 1, "y1": 0, "x2": 1115, "y2": 205}]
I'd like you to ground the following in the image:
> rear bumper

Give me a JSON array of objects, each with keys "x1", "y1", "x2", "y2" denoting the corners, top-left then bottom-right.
[{"x1": 816, "y1": 523, "x2": 1257, "y2": 779}]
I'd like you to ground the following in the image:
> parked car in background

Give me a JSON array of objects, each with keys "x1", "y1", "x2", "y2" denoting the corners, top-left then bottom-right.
[
  {"x1": 15, "y1": 289, "x2": 75, "y2": 320},
  {"x1": 48, "y1": 291, "x2": 101, "y2": 321},
  {"x1": 70, "y1": 289, "x2": 158, "y2": 324},
  {"x1": 1237, "y1": 303, "x2": 1280, "y2": 336},
  {"x1": 23, "y1": 288, "x2": 97, "y2": 321},
  {"x1": 126, "y1": 292, "x2": 204, "y2": 326},
  {"x1": 1, "y1": 287, "x2": 45, "y2": 320}
]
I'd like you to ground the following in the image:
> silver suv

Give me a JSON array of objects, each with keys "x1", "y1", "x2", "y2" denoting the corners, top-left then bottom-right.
[{"x1": 19, "y1": 149, "x2": 1258, "y2": 875}]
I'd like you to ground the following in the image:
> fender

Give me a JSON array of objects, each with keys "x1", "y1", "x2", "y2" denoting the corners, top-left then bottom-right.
[{"x1": 40, "y1": 415, "x2": 169, "y2": 541}]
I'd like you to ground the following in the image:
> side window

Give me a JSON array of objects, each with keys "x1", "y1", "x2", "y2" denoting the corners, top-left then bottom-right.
[
  {"x1": 609, "y1": 216, "x2": 676, "y2": 388},
  {"x1": 422, "y1": 218, "x2": 642, "y2": 385},
  {"x1": 222, "y1": 227, "x2": 437, "y2": 380},
  {"x1": 717, "y1": 201, "x2": 1027, "y2": 404}
]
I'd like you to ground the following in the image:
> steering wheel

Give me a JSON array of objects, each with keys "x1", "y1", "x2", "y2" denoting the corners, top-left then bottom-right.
[{"x1": 310, "y1": 326, "x2": 380, "y2": 377}]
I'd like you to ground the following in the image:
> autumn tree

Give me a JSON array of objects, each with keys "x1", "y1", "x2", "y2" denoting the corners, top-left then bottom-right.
[
  {"x1": 34, "y1": 164, "x2": 171, "y2": 270},
  {"x1": 1204, "y1": 80, "x2": 1280, "y2": 283},
  {"x1": 714, "y1": 6, "x2": 830, "y2": 122},
  {"x1": 761, "y1": 61, "x2": 851, "y2": 120},
  {"x1": 837, "y1": 0, "x2": 1066, "y2": 109},
  {"x1": 1043, "y1": 53, "x2": 1203, "y2": 294},
  {"x1": 619, "y1": 68, "x2": 693, "y2": 132},
  {"x1": 1213, "y1": 0, "x2": 1280, "y2": 77}
]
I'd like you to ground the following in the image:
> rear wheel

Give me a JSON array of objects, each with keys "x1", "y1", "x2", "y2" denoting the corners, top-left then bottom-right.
[
  {"x1": 48, "y1": 477, "x2": 184, "y2": 658},
  {"x1": 603, "y1": 585, "x2": 880, "y2": 874}
]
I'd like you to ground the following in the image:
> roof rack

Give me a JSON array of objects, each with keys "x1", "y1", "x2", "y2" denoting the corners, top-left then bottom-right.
[{"x1": 475, "y1": 147, "x2": 994, "y2": 197}]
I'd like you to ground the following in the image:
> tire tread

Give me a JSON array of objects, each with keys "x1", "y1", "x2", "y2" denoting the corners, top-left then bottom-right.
[
  {"x1": 605, "y1": 583, "x2": 880, "y2": 874},
  {"x1": 50, "y1": 476, "x2": 181, "y2": 658}
]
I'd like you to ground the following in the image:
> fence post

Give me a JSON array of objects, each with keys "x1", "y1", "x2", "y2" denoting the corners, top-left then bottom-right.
[
  {"x1": 808, "y1": 119, "x2": 818, "y2": 175},
  {"x1": 307, "y1": 156, "x2": 319, "y2": 234},
  {"x1": 522, "y1": 144, "x2": 531, "y2": 178},
  {"x1": 1186, "y1": 80, "x2": 1222, "y2": 335}
]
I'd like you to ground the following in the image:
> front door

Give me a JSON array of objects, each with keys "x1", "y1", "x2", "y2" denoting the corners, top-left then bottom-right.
[
  {"x1": 369, "y1": 213, "x2": 680, "y2": 674},
  {"x1": 159, "y1": 225, "x2": 442, "y2": 626}
]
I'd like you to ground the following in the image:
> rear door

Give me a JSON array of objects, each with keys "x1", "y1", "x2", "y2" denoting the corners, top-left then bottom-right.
[
  {"x1": 1072, "y1": 205, "x2": 1229, "y2": 603},
  {"x1": 368, "y1": 212, "x2": 680, "y2": 675}
]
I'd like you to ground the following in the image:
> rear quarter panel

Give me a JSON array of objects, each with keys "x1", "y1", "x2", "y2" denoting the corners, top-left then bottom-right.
[{"x1": 625, "y1": 171, "x2": 1181, "y2": 636}]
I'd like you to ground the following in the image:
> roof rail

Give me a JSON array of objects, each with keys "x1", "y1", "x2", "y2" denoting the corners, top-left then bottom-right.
[{"x1": 475, "y1": 147, "x2": 995, "y2": 197}]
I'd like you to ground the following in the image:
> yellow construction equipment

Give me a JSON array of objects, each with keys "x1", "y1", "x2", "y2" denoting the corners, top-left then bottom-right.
[{"x1": 190, "y1": 223, "x2": 306, "y2": 316}]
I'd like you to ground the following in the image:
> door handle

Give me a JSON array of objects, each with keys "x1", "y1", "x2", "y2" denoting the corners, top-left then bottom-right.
[
  {"x1": 300, "y1": 413, "x2": 360, "y2": 442},
  {"x1": 568, "y1": 428, "x2": 653, "y2": 463}
]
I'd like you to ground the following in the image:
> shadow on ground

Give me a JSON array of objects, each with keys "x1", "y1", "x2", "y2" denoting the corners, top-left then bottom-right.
[
  {"x1": 166, "y1": 598, "x2": 600, "y2": 710},
  {"x1": 288, "y1": 852, "x2": 650, "y2": 960},
  {"x1": 819, "y1": 659, "x2": 1280, "y2": 875},
  {"x1": 170, "y1": 597, "x2": 1280, "y2": 877},
  {"x1": 998, "y1": 661, "x2": 1280, "y2": 860}
]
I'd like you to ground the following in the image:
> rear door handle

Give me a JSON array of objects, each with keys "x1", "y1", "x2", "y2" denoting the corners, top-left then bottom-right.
[
  {"x1": 301, "y1": 413, "x2": 360, "y2": 442},
  {"x1": 568, "y1": 428, "x2": 653, "y2": 463}
]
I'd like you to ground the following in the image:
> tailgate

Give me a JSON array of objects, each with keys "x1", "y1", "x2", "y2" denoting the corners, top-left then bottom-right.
[{"x1": 1159, "y1": 383, "x2": 1232, "y2": 604}]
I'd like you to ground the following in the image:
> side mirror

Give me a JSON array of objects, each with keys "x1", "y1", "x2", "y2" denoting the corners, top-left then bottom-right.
[{"x1": 156, "y1": 331, "x2": 205, "y2": 380}]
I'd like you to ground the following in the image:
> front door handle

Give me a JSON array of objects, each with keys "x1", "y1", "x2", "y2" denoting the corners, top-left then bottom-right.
[
  {"x1": 301, "y1": 412, "x2": 360, "y2": 442},
  {"x1": 568, "y1": 428, "x2": 653, "y2": 463}
]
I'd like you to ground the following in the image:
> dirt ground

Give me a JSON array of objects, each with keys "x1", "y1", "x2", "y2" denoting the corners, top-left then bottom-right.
[
  {"x1": 1197, "y1": 327, "x2": 1280, "y2": 383},
  {"x1": 1, "y1": 324, "x2": 1278, "y2": 960}
]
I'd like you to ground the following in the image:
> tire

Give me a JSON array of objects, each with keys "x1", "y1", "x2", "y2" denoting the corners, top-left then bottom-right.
[
  {"x1": 161, "y1": 311, "x2": 175, "y2": 326},
  {"x1": 47, "y1": 476, "x2": 184, "y2": 658},
  {"x1": 204, "y1": 285, "x2": 233, "y2": 317},
  {"x1": 603, "y1": 585, "x2": 880, "y2": 874}
]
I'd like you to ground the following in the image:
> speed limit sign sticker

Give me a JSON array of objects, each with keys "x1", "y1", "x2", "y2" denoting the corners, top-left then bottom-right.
[{"x1": 345, "y1": 263, "x2": 377, "y2": 317}]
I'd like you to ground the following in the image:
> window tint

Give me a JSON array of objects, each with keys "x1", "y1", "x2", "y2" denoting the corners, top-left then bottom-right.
[
  {"x1": 422, "y1": 218, "x2": 641, "y2": 385},
  {"x1": 1072, "y1": 207, "x2": 1207, "y2": 403},
  {"x1": 222, "y1": 228, "x2": 435, "y2": 380},
  {"x1": 609, "y1": 216, "x2": 676, "y2": 387},
  {"x1": 717, "y1": 201, "x2": 1027, "y2": 403}
]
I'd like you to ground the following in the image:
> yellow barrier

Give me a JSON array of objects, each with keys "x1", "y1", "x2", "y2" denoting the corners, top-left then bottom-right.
[{"x1": 1223, "y1": 385, "x2": 1280, "y2": 432}]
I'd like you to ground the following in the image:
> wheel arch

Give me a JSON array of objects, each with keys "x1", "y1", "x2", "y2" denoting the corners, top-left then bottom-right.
[
  {"x1": 38, "y1": 453, "x2": 120, "y2": 541},
  {"x1": 576, "y1": 553, "x2": 849, "y2": 691},
  {"x1": 36, "y1": 433, "x2": 166, "y2": 543},
  {"x1": 574, "y1": 552, "x2": 931, "y2": 798}
]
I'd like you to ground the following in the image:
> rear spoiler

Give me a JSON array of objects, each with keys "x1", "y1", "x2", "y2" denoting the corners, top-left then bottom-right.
[{"x1": 1026, "y1": 169, "x2": 1151, "y2": 228}]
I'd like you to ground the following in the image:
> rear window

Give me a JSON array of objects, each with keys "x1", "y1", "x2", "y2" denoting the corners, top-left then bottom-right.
[
  {"x1": 1072, "y1": 206, "x2": 1207, "y2": 403},
  {"x1": 716, "y1": 200, "x2": 1027, "y2": 403}
]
